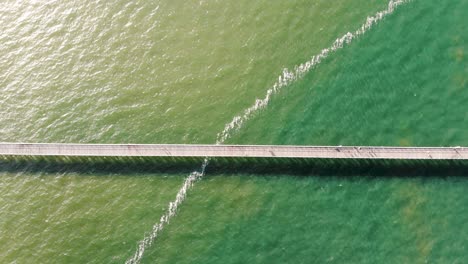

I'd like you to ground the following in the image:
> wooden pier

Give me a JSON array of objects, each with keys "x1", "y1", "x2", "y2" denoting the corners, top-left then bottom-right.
[{"x1": 0, "y1": 143, "x2": 467, "y2": 160}]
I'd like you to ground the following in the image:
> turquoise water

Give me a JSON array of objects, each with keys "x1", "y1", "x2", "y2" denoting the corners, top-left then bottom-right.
[{"x1": 0, "y1": 0, "x2": 467, "y2": 263}]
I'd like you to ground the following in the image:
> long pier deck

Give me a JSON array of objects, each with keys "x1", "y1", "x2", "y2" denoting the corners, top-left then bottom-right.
[{"x1": 0, "y1": 143, "x2": 467, "y2": 160}]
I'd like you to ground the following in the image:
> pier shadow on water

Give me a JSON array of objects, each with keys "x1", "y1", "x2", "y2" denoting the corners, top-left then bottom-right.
[{"x1": 1, "y1": 155, "x2": 468, "y2": 178}]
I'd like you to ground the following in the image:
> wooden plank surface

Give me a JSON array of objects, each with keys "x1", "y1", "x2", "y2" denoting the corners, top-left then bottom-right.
[{"x1": 0, "y1": 143, "x2": 467, "y2": 160}]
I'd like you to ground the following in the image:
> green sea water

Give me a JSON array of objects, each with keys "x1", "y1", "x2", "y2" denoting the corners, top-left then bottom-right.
[{"x1": 0, "y1": 0, "x2": 467, "y2": 263}]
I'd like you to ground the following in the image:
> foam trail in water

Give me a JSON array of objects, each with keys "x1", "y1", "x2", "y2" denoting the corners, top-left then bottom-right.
[
  {"x1": 126, "y1": 1, "x2": 409, "y2": 263},
  {"x1": 216, "y1": 0, "x2": 409, "y2": 144},
  {"x1": 125, "y1": 158, "x2": 209, "y2": 264}
]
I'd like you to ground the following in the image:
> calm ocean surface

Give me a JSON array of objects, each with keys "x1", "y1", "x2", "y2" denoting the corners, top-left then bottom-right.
[{"x1": 1, "y1": 0, "x2": 467, "y2": 263}]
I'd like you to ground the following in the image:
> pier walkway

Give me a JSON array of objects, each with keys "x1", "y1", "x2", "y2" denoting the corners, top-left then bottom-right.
[{"x1": 0, "y1": 143, "x2": 467, "y2": 160}]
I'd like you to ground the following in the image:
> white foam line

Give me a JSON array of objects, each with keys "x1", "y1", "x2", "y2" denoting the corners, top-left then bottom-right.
[
  {"x1": 216, "y1": 0, "x2": 409, "y2": 144},
  {"x1": 126, "y1": 1, "x2": 409, "y2": 263},
  {"x1": 125, "y1": 158, "x2": 209, "y2": 264}
]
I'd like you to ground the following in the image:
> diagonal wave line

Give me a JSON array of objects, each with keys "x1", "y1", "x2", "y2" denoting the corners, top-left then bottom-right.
[{"x1": 126, "y1": 1, "x2": 410, "y2": 263}]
